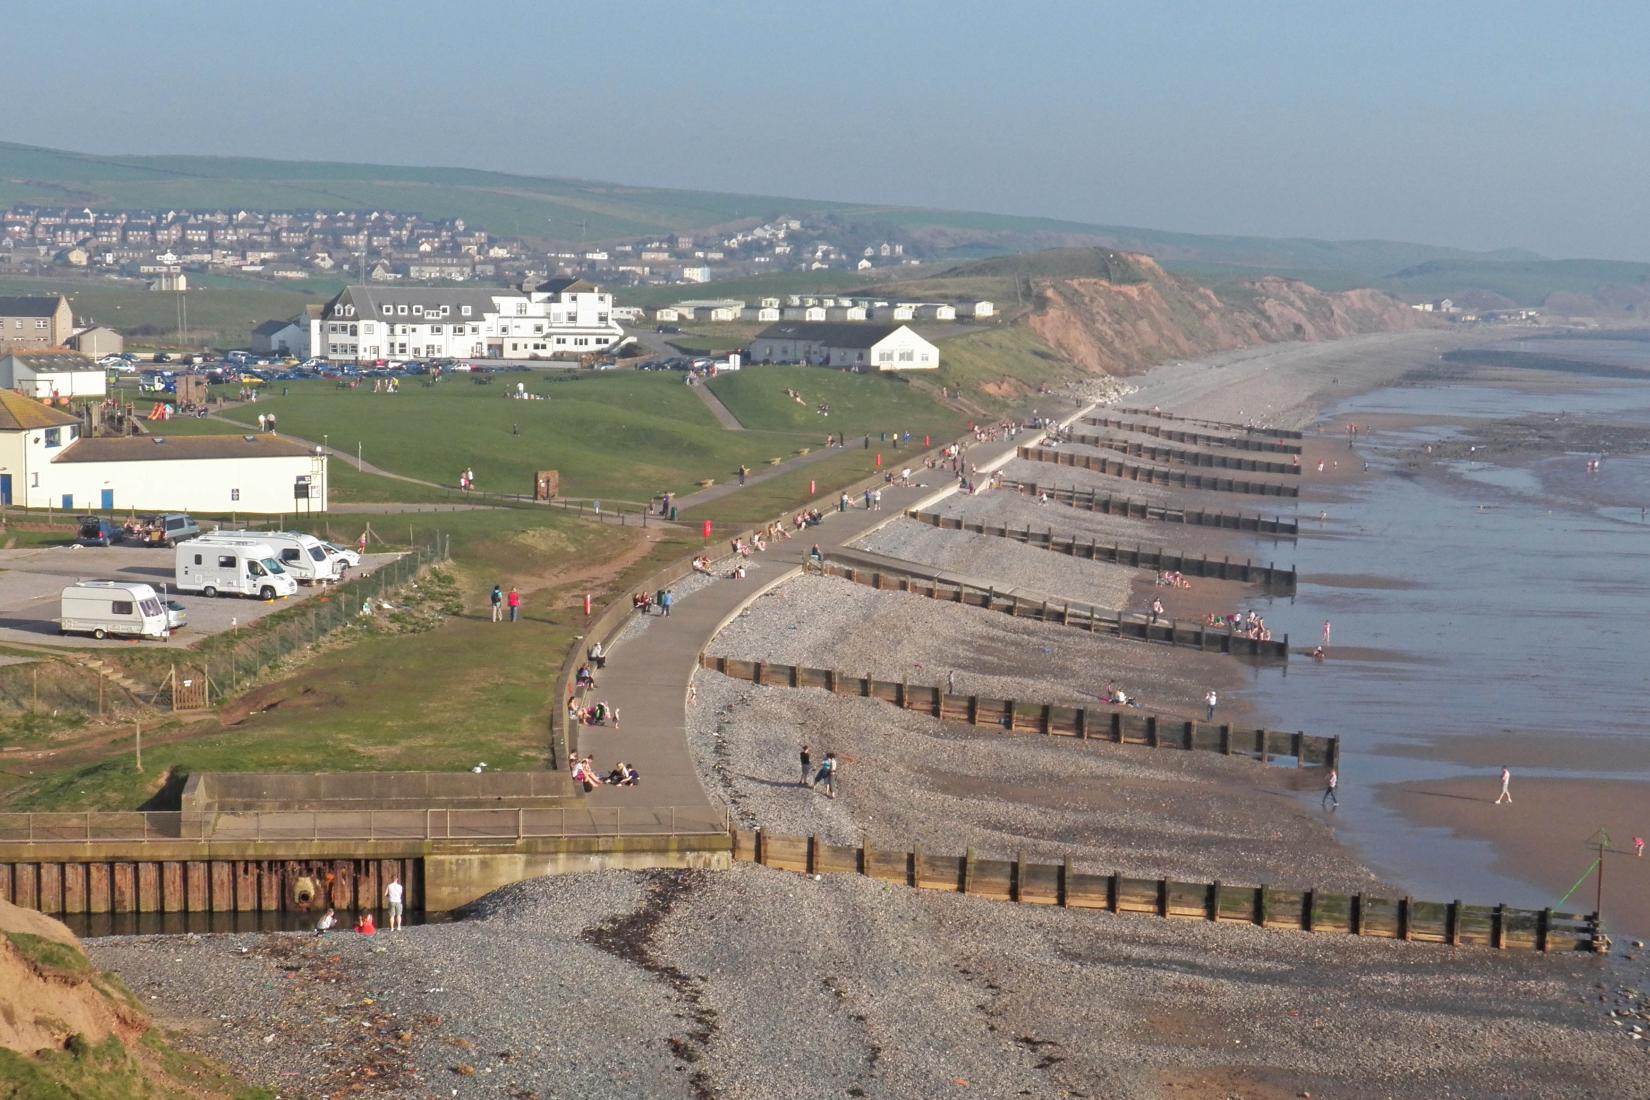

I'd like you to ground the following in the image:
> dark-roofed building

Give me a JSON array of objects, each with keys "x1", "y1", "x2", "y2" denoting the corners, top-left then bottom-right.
[
  {"x1": 748, "y1": 322, "x2": 939, "y2": 370},
  {"x1": 250, "y1": 318, "x2": 308, "y2": 357},
  {"x1": 0, "y1": 350, "x2": 107, "y2": 398},
  {"x1": 310, "y1": 281, "x2": 622, "y2": 362},
  {"x1": 0, "y1": 293, "x2": 73, "y2": 349}
]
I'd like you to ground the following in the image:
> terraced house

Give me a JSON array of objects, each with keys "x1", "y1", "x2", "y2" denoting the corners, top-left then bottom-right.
[{"x1": 311, "y1": 278, "x2": 624, "y2": 362}]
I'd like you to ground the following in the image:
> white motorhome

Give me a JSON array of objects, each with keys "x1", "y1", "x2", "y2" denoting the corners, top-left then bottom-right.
[
  {"x1": 212, "y1": 530, "x2": 339, "y2": 584},
  {"x1": 60, "y1": 581, "x2": 170, "y2": 640},
  {"x1": 175, "y1": 537, "x2": 298, "y2": 601}
]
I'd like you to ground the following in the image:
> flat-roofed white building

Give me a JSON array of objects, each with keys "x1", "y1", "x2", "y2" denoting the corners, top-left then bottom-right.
[{"x1": 0, "y1": 350, "x2": 107, "y2": 398}]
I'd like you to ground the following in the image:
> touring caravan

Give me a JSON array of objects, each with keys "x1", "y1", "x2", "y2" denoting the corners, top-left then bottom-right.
[
  {"x1": 175, "y1": 537, "x2": 298, "y2": 601},
  {"x1": 60, "y1": 581, "x2": 171, "y2": 640},
  {"x1": 212, "y1": 530, "x2": 340, "y2": 585}
]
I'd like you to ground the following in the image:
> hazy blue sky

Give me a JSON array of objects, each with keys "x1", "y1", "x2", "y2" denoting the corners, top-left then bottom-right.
[{"x1": 10, "y1": 1, "x2": 1648, "y2": 258}]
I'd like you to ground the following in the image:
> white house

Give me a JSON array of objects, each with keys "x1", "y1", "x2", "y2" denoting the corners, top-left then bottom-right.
[
  {"x1": 654, "y1": 307, "x2": 682, "y2": 323},
  {"x1": 966, "y1": 300, "x2": 995, "y2": 319},
  {"x1": 250, "y1": 319, "x2": 309, "y2": 357},
  {"x1": 915, "y1": 303, "x2": 957, "y2": 321},
  {"x1": 678, "y1": 266, "x2": 710, "y2": 283},
  {"x1": 886, "y1": 304, "x2": 917, "y2": 321},
  {"x1": 825, "y1": 305, "x2": 868, "y2": 322},
  {"x1": 43, "y1": 434, "x2": 328, "y2": 513},
  {"x1": 780, "y1": 305, "x2": 828, "y2": 322},
  {"x1": 310, "y1": 279, "x2": 624, "y2": 362},
  {"x1": 740, "y1": 306, "x2": 780, "y2": 323},
  {"x1": 0, "y1": 351, "x2": 107, "y2": 399},
  {"x1": 0, "y1": 390, "x2": 80, "y2": 507},
  {"x1": 748, "y1": 322, "x2": 939, "y2": 371}
]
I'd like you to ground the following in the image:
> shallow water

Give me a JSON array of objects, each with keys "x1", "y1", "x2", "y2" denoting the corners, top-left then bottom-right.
[{"x1": 1238, "y1": 343, "x2": 1650, "y2": 909}]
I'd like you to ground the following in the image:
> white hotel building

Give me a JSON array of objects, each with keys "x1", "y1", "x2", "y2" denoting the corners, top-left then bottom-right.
[{"x1": 311, "y1": 279, "x2": 625, "y2": 362}]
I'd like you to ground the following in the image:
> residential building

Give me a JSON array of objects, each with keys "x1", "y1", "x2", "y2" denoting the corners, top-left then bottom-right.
[
  {"x1": 36, "y1": 431, "x2": 327, "y2": 513},
  {"x1": 310, "y1": 279, "x2": 623, "y2": 362},
  {"x1": 748, "y1": 322, "x2": 938, "y2": 371},
  {"x1": 69, "y1": 325, "x2": 124, "y2": 358},
  {"x1": 251, "y1": 319, "x2": 309, "y2": 357},
  {"x1": 0, "y1": 294, "x2": 73, "y2": 349},
  {"x1": 0, "y1": 390, "x2": 80, "y2": 506}
]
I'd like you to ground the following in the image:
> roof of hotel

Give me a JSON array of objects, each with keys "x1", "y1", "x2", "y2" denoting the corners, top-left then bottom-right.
[
  {"x1": 53, "y1": 434, "x2": 318, "y2": 463},
  {"x1": 0, "y1": 389, "x2": 79, "y2": 431},
  {"x1": 753, "y1": 322, "x2": 905, "y2": 349}
]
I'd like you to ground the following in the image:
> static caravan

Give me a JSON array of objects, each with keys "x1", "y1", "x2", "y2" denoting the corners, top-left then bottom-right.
[
  {"x1": 175, "y1": 537, "x2": 299, "y2": 601},
  {"x1": 213, "y1": 530, "x2": 339, "y2": 584},
  {"x1": 60, "y1": 581, "x2": 170, "y2": 640}
]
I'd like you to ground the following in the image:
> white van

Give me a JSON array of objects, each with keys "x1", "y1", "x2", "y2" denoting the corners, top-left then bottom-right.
[
  {"x1": 212, "y1": 530, "x2": 339, "y2": 585},
  {"x1": 175, "y1": 537, "x2": 299, "y2": 601},
  {"x1": 60, "y1": 581, "x2": 171, "y2": 640}
]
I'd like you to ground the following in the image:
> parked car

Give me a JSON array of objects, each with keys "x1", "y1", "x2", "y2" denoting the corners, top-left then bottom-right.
[
  {"x1": 77, "y1": 516, "x2": 122, "y2": 547},
  {"x1": 133, "y1": 513, "x2": 201, "y2": 547},
  {"x1": 655, "y1": 324, "x2": 680, "y2": 334},
  {"x1": 164, "y1": 599, "x2": 188, "y2": 633},
  {"x1": 321, "y1": 541, "x2": 360, "y2": 571}
]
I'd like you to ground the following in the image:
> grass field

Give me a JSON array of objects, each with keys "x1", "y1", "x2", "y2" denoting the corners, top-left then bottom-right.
[
  {"x1": 0, "y1": 507, "x2": 697, "y2": 811},
  {"x1": 705, "y1": 365, "x2": 964, "y2": 437},
  {"x1": 0, "y1": 274, "x2": 312, "y2": 350}
]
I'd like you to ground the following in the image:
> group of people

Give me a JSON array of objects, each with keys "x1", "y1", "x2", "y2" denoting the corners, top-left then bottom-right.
[
  {"x1": 631, "y1": 589, "x2": 674, "y2": 615},
  {"x1": 254, "y1": 412, "x2": 280, "y2": 432},
  {"x1": 798, "y1": 744, "x2": 841, "y2": 798},
  {"x1": 1102, "y1": 682, "x2": 1140, "y2": 707},
  {"x1": 489, "y1": 584, "x2": 521, "y2": 622},
  {"x1": 312, "y1": 875, "x2": 404, "y2": 936},
  {"x1": 1155, "y1": 570, "x2": 1191, "y2": 589},
  {"x1": 792, "y1": 508, "x2": 825, "y2": 530},
  {"x1": 1207, "y1": 609, "x2": 1272, "y2": 641},
  {"x1": 458, "y1": 466, "x2": 477, "y2": 492},
  {"x1": 570, "y1": 754, "x2": 639, "y2": 790}
]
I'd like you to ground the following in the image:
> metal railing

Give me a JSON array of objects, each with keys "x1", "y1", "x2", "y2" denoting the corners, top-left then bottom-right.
[{"x1": 0, "y1": 806, "x2": 729, "y2": 845}]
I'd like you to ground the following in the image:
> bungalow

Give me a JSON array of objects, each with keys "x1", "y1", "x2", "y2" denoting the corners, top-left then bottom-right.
[
  {"x1": 749, "y1": 322, "x2": 938, "y2": 371},
  {"x1": 0, "y1": 350, "x2": 107, "y2": 399},
  {"x1": 915, "y1": 303, "x2": 956, "y2": 321}
]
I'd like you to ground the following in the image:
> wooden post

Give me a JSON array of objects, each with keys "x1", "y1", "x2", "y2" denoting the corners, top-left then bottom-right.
[
  {"x1": 134, "y1": 720, "x2": 142, "y2": 772},
  {"x1": 755, "y1": 829, "x2": 766, "y2": 866},
  {"x1": 1537, "y1": 907, "x2": 1551, "y2": 953},
  {"x1": 1293, "y1": 731, "x2": 1304, "y2": 767},
  {"x1": 1005, "y1": 700, "x2": 1017, "y2": 734},
  {"x1": 1107, "y1": 873, "x2": 1119, "y2": 912},
  {"x1": 1156, "y1": 879, "x2": 1169, "y2": 918},
  {"x1": 1060, "y1": 857, "x2": 1071, "y2": 908},
  {"x1": 1352, "y1": 893, "x2": 1365, "y2": 936},
  {"x1": 1303, "y1": 889, "x2": 1316, "y2": 932},
  {"x1": 1256, "y1": 884, "x2": 1269, "y2": 927},
  {"x1": 1146, "y1": 715, "x2": 1159, "y2": 748},
  {"x1": 962, "y1": 848, "x2": 975, "y2": 895},
  {"x1": 1207, "y1": 881, "x2": 1221, "y2": 922},
  {"x1": 807, "y1": 835, "x2": 818, "y2": 875},
  {"x1": 1220, "y1": 725, "x2": 1232, "y2": 755},
  {"x1": 1013, "y1": 850, "x2": 1026, "y2": 902},
  {"x1": 1492, "y1": 903, "x2": 1504, "y2": 950},
  {"x1": 1399, "y1": 896, "x2": 1413, "y2": 941},
  {"x1": 1446, "y1": 900, "x2": 1461, "y2": 945},
  {"x1": 910, "y1": 844, "x2": 921, "y2": 888},
  {"x1": 1074, "y1": 708, "x2": 1088, "y2": 740}
]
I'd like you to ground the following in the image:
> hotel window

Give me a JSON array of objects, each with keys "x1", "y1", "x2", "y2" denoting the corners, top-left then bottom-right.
[
  {"x1": 412, "y1": 304, "x2": 423, "y2": 315},
  {"x1": 398, "y1": 304, "x2": 408, "y2": 315}
]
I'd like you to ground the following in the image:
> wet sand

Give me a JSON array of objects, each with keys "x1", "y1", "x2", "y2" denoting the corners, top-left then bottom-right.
[{"x1": 1381, "y1": 775, "x2": 1650, "y2": 932}]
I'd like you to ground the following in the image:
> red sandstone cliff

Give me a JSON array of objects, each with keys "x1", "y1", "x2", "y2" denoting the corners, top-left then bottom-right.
[{"x1": 1025, "y1": 255, "x2": 1436, "y2": 377}]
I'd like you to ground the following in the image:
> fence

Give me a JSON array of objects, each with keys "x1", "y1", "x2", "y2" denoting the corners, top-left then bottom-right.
[
  {"x1": 729, "y1": 830, "x2": 1601, "y2": 953},
  {"x1": 184, "y1": 538, "x2": 450, "y2": 699},
  {"x1": 1115, "y1": 407, "x2": 1304, "y2": 441},
  {"x1": 1079, "y1": 415, "x2": 1303, "y2": 455},
  {"x1": 994, "y1": 479, "x2": 1298, "y2": 537},
  {"x1": 0, "y1": 805, "x2": 728, "y2": 845},
  {"x1": 1018, "y1": 446, "x2": 1300, "y2": 498},
  {"x1": 1066, "y1": 432, "x2": 1302, "y2": 476},
  {"x1": 904, "y1": 509, "x2": 1297, "y2": 593},
  {"x1": 817, "y1": 557, "x2": 1290, "y2": 659},
  {"x1": 699, "y1": 655, "x2": 1336, "y2": 767}
]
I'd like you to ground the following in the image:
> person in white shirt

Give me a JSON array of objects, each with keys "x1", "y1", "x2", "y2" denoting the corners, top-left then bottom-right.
[
  {"x1": 384, "y1": 875, "x2": 404, "y2": 931},
  {"x1": 314, "y1": 908, "x2": 336, "y2": 936}
]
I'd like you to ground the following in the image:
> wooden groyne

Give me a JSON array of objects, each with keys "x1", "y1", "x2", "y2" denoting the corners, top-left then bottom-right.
[
  {"x1": 1018, "y1": 446, "x2": 1300, "y2": 498},
  {"x1": 816, "y1": 556, "x2": 1290, "y2": 660},
  {"x1": 995, "y1": 478, "x2": 1298, "y2": 538},
  {"x1": 1067, "y1": 433, "x2": 1301, "y2": 476},
  {"x1": 730, "y1": 830, "x2": 1601, "y2": 953},
  {"x1": 699, "y1": 654, "x2": 1336, "y2": 767},
  {"x1": 903, "y1": 509, "x2": 1296, "y2": 593},
  {"x1": 1080, "y1": 415, "x2": 1303, "y2": 454},
  {"x1": 1115, "y1": 407, "x2": 1303, "y2": 441}
]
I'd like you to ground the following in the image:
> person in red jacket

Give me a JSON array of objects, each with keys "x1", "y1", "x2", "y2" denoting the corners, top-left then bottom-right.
[{"x1": 506, "y1": 586, "x2": 520, "y2": 622}]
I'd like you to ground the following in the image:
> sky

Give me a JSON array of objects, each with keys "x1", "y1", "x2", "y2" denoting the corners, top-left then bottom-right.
[{"x1": 10, "y1": 1, "x2": 1649, "y2": 259}]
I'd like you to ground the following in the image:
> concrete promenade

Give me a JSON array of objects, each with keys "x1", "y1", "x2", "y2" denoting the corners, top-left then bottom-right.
[{"x1": 577, "y1": 408, "x2": 1090, "y2": 812}]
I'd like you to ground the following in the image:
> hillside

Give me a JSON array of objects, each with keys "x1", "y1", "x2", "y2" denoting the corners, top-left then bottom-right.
[{"x1": 0, "y1": 140, "x2": 1571, "y2": 282}]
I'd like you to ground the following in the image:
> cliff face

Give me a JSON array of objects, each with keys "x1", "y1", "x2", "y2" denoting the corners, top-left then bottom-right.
[{"x1": 1026, "y1": 255, "x2": 1435, "y2": 377}]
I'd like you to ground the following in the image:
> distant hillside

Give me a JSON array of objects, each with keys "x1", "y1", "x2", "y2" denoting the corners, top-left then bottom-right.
[
  {"x1": 0, "y1": 139, "x2": 1581, "y2": 285},
  {"x1": 1379, "y1": 258, "x2": 1650, "y2": 314}
]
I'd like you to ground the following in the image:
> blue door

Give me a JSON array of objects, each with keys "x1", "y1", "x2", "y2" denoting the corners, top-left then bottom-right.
[
  {"x1": 61, "y1": 494, "x2": 73, "y2": 510},
  {"x1": 0, "y1": 475, "x2": 9, "y2": 506},
  {"x1": 100, "y1": 489, "x2": 114, "y2": 510}
]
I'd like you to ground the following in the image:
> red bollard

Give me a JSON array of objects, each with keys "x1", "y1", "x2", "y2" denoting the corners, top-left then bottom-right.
[
  {"x1": 809, "y1": 479, "x2": 815, "y2": 495},
  {"x1": 702, "y1": 519, "x2": 712, "y2": 540},
  {"x1": 583, "y1": 593, "x2": 591, "y2": 617},
  {"x1": 875, "y1": 454, "x2": 882, "y2": 468}
]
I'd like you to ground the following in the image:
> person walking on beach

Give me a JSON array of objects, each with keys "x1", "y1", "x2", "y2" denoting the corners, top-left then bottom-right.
[
  {"x1": 1204, "y1": 689, "x2": 1218, "y2": 722},
  {"x1": 506, "y1": 586, "x2": 520, "y2": 622},
  {"x1": 800, "y1": 743, "x2": 813, "y2": 787},
  {"x1": 490, "y1": 584, "x2": 503, "y2": 623},
  {"x1": 1322, "y1": 768, "x2": 1339, "y2": 810},
  {"x1": 383, "y1": 875, "x2": 404, "y2": 931},
  {"x1": 1494, "y1": 766, "x2": 1512, "y2": 805}
]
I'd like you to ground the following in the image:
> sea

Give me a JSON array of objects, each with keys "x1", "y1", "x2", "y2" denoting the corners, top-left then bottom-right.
[{"x1": 1238, "y1": 333, "x2": 1650, "y2": 913}]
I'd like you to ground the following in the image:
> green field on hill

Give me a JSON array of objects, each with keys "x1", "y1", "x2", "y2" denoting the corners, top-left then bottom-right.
[
  {"x1": 0, "y1": 275, "x2": 311, "y2": 349},
  {"x1": 705, "y1": 366, "x2": 962, "y2": 437}
]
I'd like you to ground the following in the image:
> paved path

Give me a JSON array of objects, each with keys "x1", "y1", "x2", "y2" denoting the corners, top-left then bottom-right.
[
  {"x1": 577, "y1": 402, "x2": 1094, "y2": 810},
  {"x1": 688, "y1": 382, "x2": 745, "y2": 430}
]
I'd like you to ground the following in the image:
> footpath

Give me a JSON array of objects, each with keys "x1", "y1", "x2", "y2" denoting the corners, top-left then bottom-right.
[{"x1": 578, "y1": 404, "x2": 1091, "y2": 811}]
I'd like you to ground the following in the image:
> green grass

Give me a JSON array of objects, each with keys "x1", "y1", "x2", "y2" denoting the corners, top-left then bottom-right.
[
  {"x1": 0, "y1": 275, "x2": 311, "y2": 350},
  {"x1": 705, "y1": 366, "x2": 964, "y2": 437},
  {"x1": 932, "y1": 325, "x2": 1082, "y2": 404},
  {"x1": 2, "y1": 508, "x2": 696, "y2": 811},
  {"x1": 165, "y1": 373, "x2": 953, "y2": 501},
  {"x1": 682, "y1": 447, "x2": 902, "y2": 526},
  {"x1": 6, "y1": 931, "x2": 91, "y2": 977}
]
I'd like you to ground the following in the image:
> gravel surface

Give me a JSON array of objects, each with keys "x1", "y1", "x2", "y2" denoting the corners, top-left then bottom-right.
[
  {"x1": 687, "y1": 668, "x2": 1375, "y2": 891},
  {"x1": 88, "y1": 868, "x2": 1650, "y2": 1099},
  {"x1": 611, "y1": 565, "x2": 737, "y2": 645},
  {"x1": 708, "y1": 573, "x2": 1242, "y2": 716}
]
